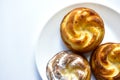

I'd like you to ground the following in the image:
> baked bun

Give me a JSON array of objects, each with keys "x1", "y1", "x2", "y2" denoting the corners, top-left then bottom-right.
[
  {"x1": 60, "y1": 7, "x2": 105, "y2": 53},
  {"x1": 91, "y1": 43, "x2": 120, "y2": 80},
  {"x1": 46, "y1": 50, "x2": 91, "y2": 80}
]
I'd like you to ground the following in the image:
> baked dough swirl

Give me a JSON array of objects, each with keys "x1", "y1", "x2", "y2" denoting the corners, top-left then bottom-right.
[
  {"x1": 46, "y1": 50, "x2": 91, "y2": 80},
  {"x1": 91, "y1": 43, "x2": 120, "y2": 80},
  {"x1": 60, "y1": 7, "x2": 105, "y2": 53}
]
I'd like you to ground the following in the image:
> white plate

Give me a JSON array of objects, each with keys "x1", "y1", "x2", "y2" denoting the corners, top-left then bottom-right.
[{"x1": 35, "y1": 2, "x2": 120, "y2": 80}]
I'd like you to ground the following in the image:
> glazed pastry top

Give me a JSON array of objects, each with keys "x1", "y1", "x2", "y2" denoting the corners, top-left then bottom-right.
[
  {"x1": 61, "y1": 7, "x2": 105, "y2": 52},
  {"x1": 46, "y1": 51, "x2": 91, "y2": 80},
  {"x1": 91, "y1": 43, "x2": 120, "y2": 80}
]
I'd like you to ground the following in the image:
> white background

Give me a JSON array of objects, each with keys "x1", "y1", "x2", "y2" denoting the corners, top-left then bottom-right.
[{"x1": 0, "y1": 0, "x2": 120, "y2": 80}]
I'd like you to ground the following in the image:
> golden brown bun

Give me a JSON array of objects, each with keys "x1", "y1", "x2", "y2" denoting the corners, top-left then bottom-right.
[
  {"x1": 91, "y1": 43, "x2": 120, "y2": 80},
  {"x1": 60, "y1": 7, "x2": 105, "y2": 53},
  {"x1": 46, "y1": 50, "x2": 91, "y2": 80}
]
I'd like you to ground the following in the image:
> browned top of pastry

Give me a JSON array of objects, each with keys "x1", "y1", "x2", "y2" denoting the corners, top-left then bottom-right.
[
  {"x1": 46, "y1": 50, "x2": 91, "y2": 80},
  {"x1": 91, "y1": 43, "x2": 120, "y2": 80},
  {"x1": 60, "y1": 7, "x2": 105, "y2": 53}
]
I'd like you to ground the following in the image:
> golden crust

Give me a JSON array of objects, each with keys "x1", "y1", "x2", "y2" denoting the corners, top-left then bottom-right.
[
  {"x1": 46, "y1": 50, "x2": 91, "y2": 80},
  {"x1": 60, "y1": 7, "x2": 105, "y2": 53},
  {"x1": 91, "y1": 43, "x2": 120, "y2": 80}
]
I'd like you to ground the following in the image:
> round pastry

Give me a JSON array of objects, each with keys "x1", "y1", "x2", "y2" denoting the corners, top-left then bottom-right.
[
  {"x1": 91, "y1": 43, "x2": 120, "y2": 80},
  {"x1": 46, "y1": 50, "x2": 91, "y2": 80},
  {"x1": 60, "y1": 7, "x2": 105, "y2": 53}
]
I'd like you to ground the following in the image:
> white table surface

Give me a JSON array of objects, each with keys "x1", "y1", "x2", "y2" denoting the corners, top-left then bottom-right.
[{"x1": 0, "y1": 0, "x2": 120, "y2": 80}]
